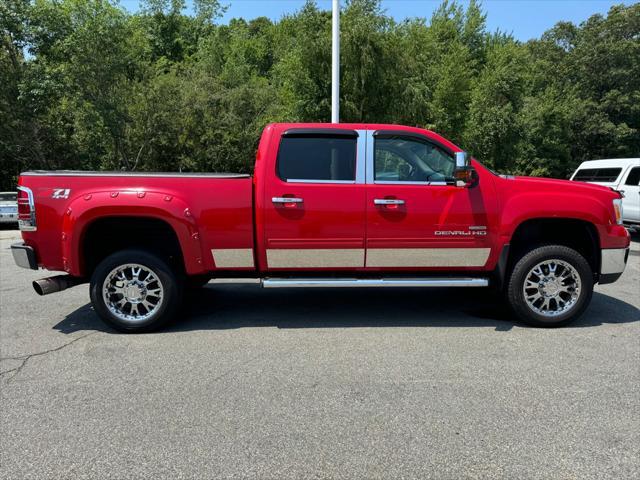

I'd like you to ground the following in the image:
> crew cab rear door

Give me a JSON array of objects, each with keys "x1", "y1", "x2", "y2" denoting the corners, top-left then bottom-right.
[
  {"x1": 364, "y1": 130, "x2": 496, "y2": 271},
  {"x1": 262, "y1": 128, "x2": 367, "y2": 270}
]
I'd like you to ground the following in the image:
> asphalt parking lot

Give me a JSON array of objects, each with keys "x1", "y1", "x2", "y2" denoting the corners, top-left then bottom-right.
[{"x1": 1, "y1": 228, "x2": 639, "y2": 479}]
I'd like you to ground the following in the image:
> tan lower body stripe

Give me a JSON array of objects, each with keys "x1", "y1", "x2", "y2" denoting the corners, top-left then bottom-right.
[
  {"x1": 366, "y1": 248, "x2": 491, "y2": 268},
  {"x1": 265, "y1": 248, "x2": 490, "y2": 268},
  {"x1": 211, "y1": 249, "x2": 254, "y2": 268},
  {"x1": 267, "y1": 249, "x2": 365, "y2": 268}
]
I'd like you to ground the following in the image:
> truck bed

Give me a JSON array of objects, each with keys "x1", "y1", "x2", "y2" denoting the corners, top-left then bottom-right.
[
  {"x1": 21, "y1": 170, "x2": 251, "y2": 178},
  {"x1": 18, "y1": 171, "x2": 255, "y2": 275}
]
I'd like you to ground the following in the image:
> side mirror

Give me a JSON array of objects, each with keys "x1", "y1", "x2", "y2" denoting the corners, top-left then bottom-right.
[
  {"x1": 455, "y1": 151, "x2": 470, "y2": 170},
  {"x1": 453, "y1": 151, "x2": 477, "y2": 187}
]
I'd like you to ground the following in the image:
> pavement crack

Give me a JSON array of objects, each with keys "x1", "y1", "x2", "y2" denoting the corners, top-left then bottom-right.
[{"x1": 0, "y1": 332, "x2": 97, "y2": 382}]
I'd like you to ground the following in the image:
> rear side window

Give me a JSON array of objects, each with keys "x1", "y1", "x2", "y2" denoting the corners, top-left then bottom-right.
[
  {"x1": 573, "y1": 168, "x2": 622, "y2": 182},
  {"x1": 277, "y1": 136, "x2": 357, "y2": 182},
  {"x1": 624, "y1": 167, "x2": 640, "y2": 186}
]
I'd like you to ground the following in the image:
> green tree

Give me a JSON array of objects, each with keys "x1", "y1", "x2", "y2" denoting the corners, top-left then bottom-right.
[
  {"x1": 464, "y1": 40, "x2": 527, "y2": 172},
  {"x1": 1, "y1": 0, "x2": 638, "y2": 190}
]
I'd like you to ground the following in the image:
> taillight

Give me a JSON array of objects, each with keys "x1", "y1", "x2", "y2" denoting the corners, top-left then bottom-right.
[{"x1": 17, "y1": 186, "x2": 37, "y2": 231}]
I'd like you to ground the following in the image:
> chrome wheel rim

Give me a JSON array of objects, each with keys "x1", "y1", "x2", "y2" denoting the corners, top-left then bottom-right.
[
  {"x1": 102, "y1": 263, "x2": 164, "y2": 323},
  {"x1": 523, "y1": 259, "x2": 581, "y2": 318}
]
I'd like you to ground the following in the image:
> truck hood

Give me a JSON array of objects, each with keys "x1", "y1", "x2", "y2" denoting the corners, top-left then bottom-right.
[{"x1": 510, "y1": 175, "x2": 619, "y2": 196}]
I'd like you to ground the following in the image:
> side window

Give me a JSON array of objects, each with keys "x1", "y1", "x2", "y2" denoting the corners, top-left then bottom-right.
[
  {"x1": 375, "y1": 149, "x2": 413, "y2": 181},
  {"x1": 624, "y1": 167, "x2": 640, "y2": 186},
  {"x1": 374, "y1": 136, "x2": 454, "y2": 183},
  {"x1": 277, "y1": 136, "x2": 356, "y2": 182}
]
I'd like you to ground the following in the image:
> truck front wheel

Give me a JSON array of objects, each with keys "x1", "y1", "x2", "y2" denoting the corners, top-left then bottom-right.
[
  {"x1": 90, "y1": 249, "x2": 182, "y2": 333},
  {"x1": 506, "y1": 245, "x2": 594, "y2": 327}
]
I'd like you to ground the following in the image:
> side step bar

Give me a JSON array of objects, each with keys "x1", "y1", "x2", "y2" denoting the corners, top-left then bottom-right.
[{"x1": 262, "y1": 278, "x2": 489, "y2": 288}]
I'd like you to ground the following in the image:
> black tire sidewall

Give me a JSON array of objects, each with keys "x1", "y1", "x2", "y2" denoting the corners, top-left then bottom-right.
[
  {"x1": 507, "y1": 245, "x2": 594, "y2": 327},
  {"x1": 90, "y1": 249, "x2": 181, "y2": 332}
]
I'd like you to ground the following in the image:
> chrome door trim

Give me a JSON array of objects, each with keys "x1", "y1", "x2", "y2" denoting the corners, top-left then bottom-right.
[
  {"x1": 365, "y1": 130, "x2": 375, "y2": 184},
  {"x1": 373, "y1": 181, "x2": 448, "y2": 186},
  {"x1": 364, "y1": 129, "x2": 451, "y2": 186},
  {"x1": 355, "y1": 129, "x2": 366, "y2": 184},
  {"x1": 285, "y1": 179, "x2": 355, "y2": 184}
]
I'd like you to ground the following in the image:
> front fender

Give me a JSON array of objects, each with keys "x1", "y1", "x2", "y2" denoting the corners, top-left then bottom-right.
[
  {"x1": 62, "y1": 189, "x2": 206, "y2": 276},
  {"x1": 499, "y1": 190, "x2": 609, "y2": 242}
]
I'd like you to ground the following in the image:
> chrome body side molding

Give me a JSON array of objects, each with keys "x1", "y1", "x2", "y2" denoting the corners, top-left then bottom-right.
[{"x1": 262, "y1": 277, "x2": 489, "y2": 288}]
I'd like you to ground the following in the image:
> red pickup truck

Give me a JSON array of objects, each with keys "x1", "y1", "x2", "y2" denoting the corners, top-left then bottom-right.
[{"x1": 12, "y1": 123, "x2": 630, "y2": 332}]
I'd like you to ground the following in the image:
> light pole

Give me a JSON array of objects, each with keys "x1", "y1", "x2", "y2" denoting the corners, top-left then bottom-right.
[{"x1": 331, "y1": 0, "x2": 340, "y2": 123}]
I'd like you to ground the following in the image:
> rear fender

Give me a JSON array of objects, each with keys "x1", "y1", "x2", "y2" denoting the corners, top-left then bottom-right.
[{"x1": 62, "y1": 190, "x2": 205, "y2": 276}]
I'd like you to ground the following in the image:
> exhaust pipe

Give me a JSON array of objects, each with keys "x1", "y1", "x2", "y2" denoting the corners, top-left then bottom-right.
[{"x1": 33, "y1": 275, "x2": 82, "y2": 296}]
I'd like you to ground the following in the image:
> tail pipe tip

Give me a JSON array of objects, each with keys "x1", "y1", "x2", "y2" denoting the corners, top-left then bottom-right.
[{"x1": 33, "y1": 275, "x2": 83, "y2": 296}]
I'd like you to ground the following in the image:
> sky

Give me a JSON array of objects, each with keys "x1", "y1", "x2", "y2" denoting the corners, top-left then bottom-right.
[{"x1": 119, "y1": 1, "x2": 636, "y2": 41}]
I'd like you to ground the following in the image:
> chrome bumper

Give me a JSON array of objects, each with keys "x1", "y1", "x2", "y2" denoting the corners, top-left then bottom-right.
[
  {"x1": 599, "y1": 247, "x2": 629, "y2": 284},
  {"x1": 11, "y1": 243, "x2": 38, "y2": 270},
  {"x1": 0, "y1": 213, "x2": 18, "y2": 223}
]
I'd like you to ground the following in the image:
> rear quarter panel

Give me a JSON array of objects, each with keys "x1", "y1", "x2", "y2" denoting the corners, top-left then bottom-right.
[{"x1": 19, "y1": 174, "x2": 254, "y2": 275}]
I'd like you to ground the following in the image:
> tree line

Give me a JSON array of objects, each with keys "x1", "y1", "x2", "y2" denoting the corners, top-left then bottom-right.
[{"x1": 1, "y1": 0, "x2": 638, "y2": 190}]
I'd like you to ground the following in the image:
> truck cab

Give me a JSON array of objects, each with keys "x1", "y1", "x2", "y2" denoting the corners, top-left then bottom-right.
[{"x1": 253, "y1": 124, "x2": 497, "y2": 273}]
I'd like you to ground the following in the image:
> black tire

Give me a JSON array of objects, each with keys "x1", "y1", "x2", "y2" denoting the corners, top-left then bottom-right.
[
  {"x1": 90, "y1": 249, "x2": 182, "y2": 333},
  {"x1": 506, "y1": 245, "x2": 594, "y2": 327}
]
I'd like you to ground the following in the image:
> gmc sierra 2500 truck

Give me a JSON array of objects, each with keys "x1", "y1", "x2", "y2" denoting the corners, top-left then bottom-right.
[{"x1": 12, "y1": 123, "x2": 630, "y2": 332}]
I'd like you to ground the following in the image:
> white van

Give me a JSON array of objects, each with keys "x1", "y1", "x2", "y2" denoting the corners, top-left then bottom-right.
[{"x1": 570, "y1": 158, "x2": 640, "y2": 227}]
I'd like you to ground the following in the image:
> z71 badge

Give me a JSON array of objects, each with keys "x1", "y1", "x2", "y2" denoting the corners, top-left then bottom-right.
[{"x1": 52, "y1": 188, "x2": 71, "y2": 199}]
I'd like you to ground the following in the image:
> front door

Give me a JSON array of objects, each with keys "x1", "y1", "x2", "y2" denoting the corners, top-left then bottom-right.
[
  {"x1": 364, "y1": 130, "x2": 497, "y2": 271},
  {"x1": 263, "y1": 128, "x2": 367, "y2": 271}
]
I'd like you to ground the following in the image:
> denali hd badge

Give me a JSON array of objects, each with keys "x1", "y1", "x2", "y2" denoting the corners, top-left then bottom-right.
[{"x1": 435, "y1": 227, "x2": 487, "y2": 236}]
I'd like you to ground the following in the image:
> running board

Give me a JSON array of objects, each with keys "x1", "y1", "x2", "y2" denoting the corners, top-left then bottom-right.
[{"x1": 261, "y1": 278, "x2": 489, "y2": 288}]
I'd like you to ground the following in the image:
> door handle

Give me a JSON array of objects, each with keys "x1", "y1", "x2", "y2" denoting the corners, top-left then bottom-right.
[
  {"x1": 272, "y1": 197, "x2": 303, "y2": 203},
  {"x1": 272, "y1": 197, "x2": 303, "y2": 204},
  {"x1": 374, "y1": 198, "x2": 405, "y2": 206}
]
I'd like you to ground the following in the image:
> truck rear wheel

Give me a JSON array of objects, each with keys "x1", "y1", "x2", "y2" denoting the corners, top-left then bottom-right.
[
  {"x1": 506, "y1": 245, "x2": 593, "y2": 327},
  {"x1": 90, "y1": 249, "x2": 182, "y2": 333}
]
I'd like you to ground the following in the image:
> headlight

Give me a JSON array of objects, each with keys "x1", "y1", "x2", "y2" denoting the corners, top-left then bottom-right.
[{"x1": 613, "y1": 198, "x2": 623, "y2": 225}]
